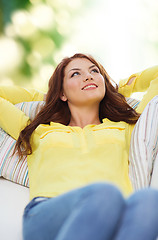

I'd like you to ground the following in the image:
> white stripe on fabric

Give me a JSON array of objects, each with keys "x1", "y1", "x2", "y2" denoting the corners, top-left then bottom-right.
[{"x1": 129, "y1": 96, "x2": 158, "y2": 190}]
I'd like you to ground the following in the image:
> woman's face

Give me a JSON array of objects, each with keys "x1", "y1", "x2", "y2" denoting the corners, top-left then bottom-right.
[{"x1": 60, "y1": 58, "x2": 106, "y2": 108}]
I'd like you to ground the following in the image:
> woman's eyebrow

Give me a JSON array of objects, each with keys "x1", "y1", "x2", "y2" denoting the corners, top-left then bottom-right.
[
  {"x1": 69, "y1": 65, "x2": 96, "y2": 72},
  {"x1": 89, "y1": 64, "x2": 96, "y2": 69},
  {"x1": 69, "y1": 68, "x2": 81, "y2": 72}
]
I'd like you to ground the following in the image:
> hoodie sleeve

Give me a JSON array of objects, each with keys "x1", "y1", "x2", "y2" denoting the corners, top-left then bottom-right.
[
  {"x1": 118, "y1": 65, "x2": 158, "y2": 97},
  {"x1": 0, "y1": 85, "x2": 45, "y2": 104},
  {"x1": 0, "y1": 97, "x2": 30, "y2": 140}
]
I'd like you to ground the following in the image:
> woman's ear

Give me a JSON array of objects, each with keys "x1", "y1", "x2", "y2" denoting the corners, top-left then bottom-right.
[{"x1": 60, "y1": 91, "x2": 67, "y2": 102}]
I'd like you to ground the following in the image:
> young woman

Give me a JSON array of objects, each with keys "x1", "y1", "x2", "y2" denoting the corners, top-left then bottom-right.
[{"x1": 0, "y1": 53, "x2": 158, "y2": 240}]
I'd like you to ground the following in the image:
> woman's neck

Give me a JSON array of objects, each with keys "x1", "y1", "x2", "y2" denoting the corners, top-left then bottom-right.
[{"x1": 68, "y1": 105, "x2": 101, "y2": 128}]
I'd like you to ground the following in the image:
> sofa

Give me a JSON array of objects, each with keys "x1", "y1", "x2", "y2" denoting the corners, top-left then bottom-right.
[{"x1": 0, "y1": 99, "x2": 158, "y2": 240}]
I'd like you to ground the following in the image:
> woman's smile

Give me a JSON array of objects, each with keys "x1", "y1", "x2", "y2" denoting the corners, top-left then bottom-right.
[{"x1": 82, "y1": 83, "x2": 98, "y2": 90}]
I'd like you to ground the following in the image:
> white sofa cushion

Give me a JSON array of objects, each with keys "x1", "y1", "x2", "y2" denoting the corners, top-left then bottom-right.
[{"x1": 0, "y1": 178, "x2": 29, "y2": 240}]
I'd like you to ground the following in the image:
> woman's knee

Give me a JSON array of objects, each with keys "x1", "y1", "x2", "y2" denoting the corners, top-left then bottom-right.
[
  {"x1": 78, "y1": 182, "x2": 125, "y2": 222},
  {"x1": 81, "y1": 182, "x2": 125, "y2": 207},
  {"x1": 128, "y1": 188, "x2": 158, "y2": 216}
]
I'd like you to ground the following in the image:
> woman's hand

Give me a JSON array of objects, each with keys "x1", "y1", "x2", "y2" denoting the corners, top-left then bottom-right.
[{"x1": 126, "y1": 76, "x2": 136, "y2": 85}]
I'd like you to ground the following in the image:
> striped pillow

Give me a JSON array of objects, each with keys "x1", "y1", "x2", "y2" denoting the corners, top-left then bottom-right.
[
  {"x1": 126, "y1": 97, "x2": 140, "y2": 109},
  {"x1": 0, "y1": 101, "x2": 44, "y2": 187}
]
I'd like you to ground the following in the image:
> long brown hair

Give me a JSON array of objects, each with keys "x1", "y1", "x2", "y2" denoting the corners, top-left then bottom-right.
[{"x1": 16, "y1": 53, "x2": 140, "y2": 157}]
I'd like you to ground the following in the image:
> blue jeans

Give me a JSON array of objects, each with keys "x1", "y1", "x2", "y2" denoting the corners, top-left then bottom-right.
[{"x1": 23, "y1": 183, "x2": 158, "y2": 240}]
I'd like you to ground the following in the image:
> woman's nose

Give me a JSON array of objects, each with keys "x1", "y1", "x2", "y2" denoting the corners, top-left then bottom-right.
[{"x1": 84, "y1": 72, "x2": 93, "y2": 81}]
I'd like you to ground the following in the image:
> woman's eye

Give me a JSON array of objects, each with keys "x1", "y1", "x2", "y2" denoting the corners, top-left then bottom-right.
[
  {"x1": 91, "y1": 68, "x2": 99, "y2": 73},
  {"x1": 71, "y1": 72, "x2": 80, "y2": 77}
]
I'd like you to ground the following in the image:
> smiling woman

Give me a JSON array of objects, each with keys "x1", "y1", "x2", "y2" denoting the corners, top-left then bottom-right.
[
  {"x1": 0, "y1": 53, "x2": 158, "y2": 240},
  {"x1": 15, "y1": 53, "x2": 140, "y2": 158}
]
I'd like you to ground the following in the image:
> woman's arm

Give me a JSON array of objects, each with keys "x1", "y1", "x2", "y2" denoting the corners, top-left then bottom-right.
[
  {"x1": 0, "y1": 97, "x2": 30, "y2": 140},
  {"x1": 118, "y1": 65, "x2": 158, "y2": 97},
  {"x1": 0, "y1": 86, "x2": 45, "y2": 104},
  {"x1": 136, "y1": 76, "x2": 158, "y2": 113}
]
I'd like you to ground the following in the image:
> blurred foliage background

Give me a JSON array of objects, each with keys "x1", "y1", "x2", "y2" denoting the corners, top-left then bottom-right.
[
  {"x1": 0, "y1": 0, "x2": 158, "y2": 93},
  {"x1": 0, "y1": 0, "x2": 92, "y2": 91}
]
